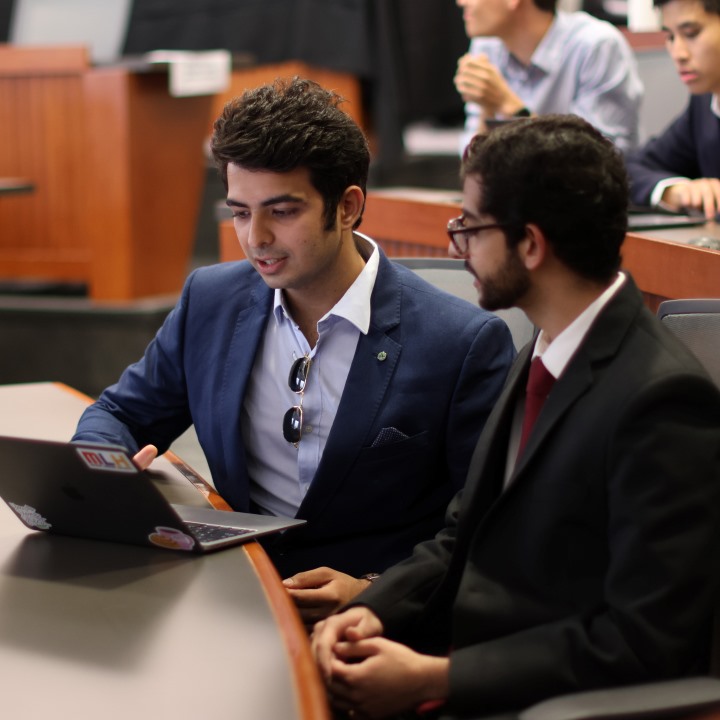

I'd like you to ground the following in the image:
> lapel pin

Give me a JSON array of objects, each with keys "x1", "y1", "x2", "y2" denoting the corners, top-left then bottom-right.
[{"x1": 376, "y1": 351, "x2": 387, "y2": 361}]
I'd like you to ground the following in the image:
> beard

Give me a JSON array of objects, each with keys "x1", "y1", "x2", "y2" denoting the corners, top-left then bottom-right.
[{"x1": 469, "y1": 246, "x2": 530, "y2": 312}]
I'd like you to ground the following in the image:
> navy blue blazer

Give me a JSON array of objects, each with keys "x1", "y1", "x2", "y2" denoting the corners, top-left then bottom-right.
[
  {"x1": 73, "y1": 252, "x2": 514, "y2": 576},
  {"x1": 627, "y1": 94, "x2": 720, "y2": 205}
]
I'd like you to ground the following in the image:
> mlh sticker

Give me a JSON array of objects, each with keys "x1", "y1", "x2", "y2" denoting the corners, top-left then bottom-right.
[{"x1": 76, "y1": 446, "x2": 136, "y2": 473}]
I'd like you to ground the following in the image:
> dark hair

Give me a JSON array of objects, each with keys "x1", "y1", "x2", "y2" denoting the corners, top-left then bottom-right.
[
  {"x1": 532, "y1": 0, "x2": 557, "y2": 12},
  {"x1": 461, "y1": 115, "x2": 627, "y2": 283},
  {"x1": 654, "y1": 0, "x2": 720, "y2": 12},
  {"x1": 211, "y1": 77, "x2": 369, "y2": 230}
]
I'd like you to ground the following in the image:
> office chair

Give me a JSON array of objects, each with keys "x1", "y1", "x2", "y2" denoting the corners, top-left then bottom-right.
[
  {"x1": 392, "y1": 257, "x2": 536, "y2": 352},
  {"x1": 657, "y1": 299, "x2": 720, "y2": 389}
]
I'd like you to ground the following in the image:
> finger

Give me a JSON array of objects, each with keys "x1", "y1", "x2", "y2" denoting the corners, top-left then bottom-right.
[
  {"x1": 286, "y1": 587, "x2": 327, "y2": 605},
  {"x1": 334, "y1": 640, "x2": 378, "y2": 662},
  {"x1": 283, "y1": 566, "x2": 332, "y2": 589},
  {"x1": 133, "y1": 444, "x2": 158, "y2": 470},
  {"x1": 311, "y1": 625, "x2": 341, "y2": 679},
  {"x1": 698, "y1": 181, "x2": 720, "y2": 219}
]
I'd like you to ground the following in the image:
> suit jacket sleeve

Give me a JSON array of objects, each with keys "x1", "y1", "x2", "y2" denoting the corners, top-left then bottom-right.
[
  {"x1": 72, "y1": 269, "x2": 199, "y2": 453},
  {"x1": 626, "y1": 97, "x2": 707, "y2": 205},
  {"x1": 444, "y1": 373, "x2": 720, "y2": 715},
  {"x1": 354, "y1": 369, "x2": 720, "y2": 715}
]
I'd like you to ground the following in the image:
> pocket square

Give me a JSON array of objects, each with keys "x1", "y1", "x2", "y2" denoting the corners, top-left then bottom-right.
[{"x1": 371, "y1": 427, "x2": 410, "y2": 448}]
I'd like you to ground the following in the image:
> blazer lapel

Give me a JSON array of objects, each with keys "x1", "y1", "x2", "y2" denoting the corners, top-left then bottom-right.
[
  {"x1": 453, "y1": 343, "x2": 531, "y2": 541},
  {"x1": 298, "y1": 254, "x2": 403, "y2": 520},
  {"x1": 216, "y1": 274, "x2": 273, "y2": 506},
  {"x1": 511, "y1": 274, "x2": 644, "y2": 479}
]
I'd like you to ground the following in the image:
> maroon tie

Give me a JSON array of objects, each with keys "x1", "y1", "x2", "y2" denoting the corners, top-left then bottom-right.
[{"x1": 517, "y1": 357, "x2": 555, "y2": 459}]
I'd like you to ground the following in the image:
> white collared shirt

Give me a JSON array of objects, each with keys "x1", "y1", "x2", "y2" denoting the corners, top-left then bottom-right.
[
  {"x1": 242, "y1": 234, "x2": 379, "y2": 517},
  {"x1": 504, "y1": 272, "x2": 626, "y2": 485}
]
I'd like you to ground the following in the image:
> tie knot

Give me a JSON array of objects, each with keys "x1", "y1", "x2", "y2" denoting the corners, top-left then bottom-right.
[{"x1": 526, "y1": 357, "x2": 555, "y2": 399}]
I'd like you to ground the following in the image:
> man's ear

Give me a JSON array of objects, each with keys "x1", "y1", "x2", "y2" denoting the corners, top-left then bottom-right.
[
  {"x1": 518, "y1": 223, "x2": 548, "y2": 271},
  {"x1": 338, "y1": 186, "x2": 365, "y2": 229}
]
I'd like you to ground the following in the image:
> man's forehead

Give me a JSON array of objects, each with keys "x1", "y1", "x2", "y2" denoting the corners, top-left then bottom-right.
[
  {"x1": 461, "y1": 174, "x2": 485, "y2": 217},
  {"x1": 661, "y1": 0, "x2": 717, "y2": 23},
  {"x1": 226, "y1": 164, "x2": 314, "y2": 204}
]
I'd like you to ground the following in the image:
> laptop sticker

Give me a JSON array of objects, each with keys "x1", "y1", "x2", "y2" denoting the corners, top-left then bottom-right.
[
  {"x1": 148, "y1": 526, "x2": 196, "y2": 551},
  {"x1": 9, "y1": 502, "x2": 51, "y2": 530},
  {"x1": 75, "y1": 446, "x2": 137, "y2": 473}
]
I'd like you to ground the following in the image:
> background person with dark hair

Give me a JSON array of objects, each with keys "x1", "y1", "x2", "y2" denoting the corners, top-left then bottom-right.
[
  {"x1": 312, "y1": 115, "x2": 720, "y2": 719},
  {"x1": 72, "y1": 78, "x2": 514, "y2": 625},
  {"x1": 626, "y1": 0, "x2": 720, "y2": 218},
  {"x1": 454, "y1": 0, "x2": 643, "y2": 153}
]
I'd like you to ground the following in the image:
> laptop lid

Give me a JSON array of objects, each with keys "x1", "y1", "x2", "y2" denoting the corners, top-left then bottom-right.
[
  {"x1": 627, "y1": 205, "x2": 707, "y2": 231},
  {"x1": 0, "y1": 435, "x2": 305, "y2": 553}
]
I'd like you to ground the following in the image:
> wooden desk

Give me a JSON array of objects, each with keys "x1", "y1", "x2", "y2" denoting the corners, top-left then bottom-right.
[
  {"x1": 0, "y1": 382, "x2": 329, "y2": 720},
  {"x1": 215, "y1": 187, "x2": 716, "y2": 313}
]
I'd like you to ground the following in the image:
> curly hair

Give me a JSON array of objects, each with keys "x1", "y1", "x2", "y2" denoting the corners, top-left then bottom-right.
[
  {"x1": 211, "y1": 77, "x2": 369, "y2": 230},
  {"x1": 654, "y1": 0, "x2": 720, "y2": 13},
  {"x1": 462, "y1": 115, "x2": 628, "y2": 283}
]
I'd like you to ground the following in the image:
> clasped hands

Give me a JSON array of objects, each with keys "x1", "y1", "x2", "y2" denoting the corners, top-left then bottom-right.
[
  {"x1": 455, "y1": 52, "x2": 526, "y2": 119},
  {"x1": 311, "y1": 606, "x2": 450, "y2": 719}
]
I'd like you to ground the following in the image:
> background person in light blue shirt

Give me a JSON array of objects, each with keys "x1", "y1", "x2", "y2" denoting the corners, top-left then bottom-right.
[
  {"x1": 73, "y1": 77, "x2": 515, "y2": 625},
  {"x1": 455, "y1": 0, "x2": 643, "y2": 153}
]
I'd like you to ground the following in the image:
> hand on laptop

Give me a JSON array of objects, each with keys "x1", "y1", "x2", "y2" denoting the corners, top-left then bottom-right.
[
  {"x1": 661, "y1": 178, "x2": 720, "y2": 220},
  {"x1": 133, "y1": 444, "x2": 158, "y2": 470},
  {"x1": 283, "y1": 567, "x2": 373, "y2": 627}
]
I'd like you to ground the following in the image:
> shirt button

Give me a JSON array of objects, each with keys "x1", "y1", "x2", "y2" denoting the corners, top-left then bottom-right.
[{"x1": 304, "y1": 425, "x2": 313, "y2": 434}]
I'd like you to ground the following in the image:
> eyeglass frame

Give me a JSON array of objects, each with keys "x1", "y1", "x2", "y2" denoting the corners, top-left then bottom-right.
[
  {"x1": 446, "y1": 215, "x2": 514, "y2": 256},
  {"x1": 283, "y1": 355, "x2": 312, "y2": 447}
]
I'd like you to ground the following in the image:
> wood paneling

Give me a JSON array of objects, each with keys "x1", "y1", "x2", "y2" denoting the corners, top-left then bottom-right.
[
  {"x1": 0, "y1": 46, "x2": 211, "y2": 300},
  {"x1": 218, "y1": 188, "x2": 720, "y2": 309}
]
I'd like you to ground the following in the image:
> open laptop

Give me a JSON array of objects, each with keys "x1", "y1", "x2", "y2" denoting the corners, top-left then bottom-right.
[
  {"x1": 0, "y1": 435, "x2": 305, "y2": 553},
  {"x1": 627, "y1": 205, "x2": 707, "y2": 231}
]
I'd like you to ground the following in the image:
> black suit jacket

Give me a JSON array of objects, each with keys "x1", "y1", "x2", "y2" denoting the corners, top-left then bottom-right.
[
  {"x1": 358, "y1": 276, "x2": 720, "y2": 716},
  {"x1": 626, "y1": 94, "x2": 720, "y2": 206}
]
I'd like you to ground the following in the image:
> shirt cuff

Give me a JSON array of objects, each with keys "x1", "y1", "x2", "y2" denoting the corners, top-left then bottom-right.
[{"x1": 650, "y1": 177, "x2": 690, "y2": 208}]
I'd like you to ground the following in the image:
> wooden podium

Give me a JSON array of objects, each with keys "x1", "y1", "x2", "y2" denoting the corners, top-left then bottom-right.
[{"x1": 0, "y1": 46, "x2": 212, "y2": 300}]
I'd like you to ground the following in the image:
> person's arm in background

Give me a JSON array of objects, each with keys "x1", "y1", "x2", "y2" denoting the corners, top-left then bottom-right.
[
  {"x1": 626, "y1": 99, "x2": 720, "y2": 217},
  {"x1": 569, "y1": 34, "x2": 643, "y2": 155},
  {"x1": 455, "y1": 52, "x2": 527, "y2": 119}
]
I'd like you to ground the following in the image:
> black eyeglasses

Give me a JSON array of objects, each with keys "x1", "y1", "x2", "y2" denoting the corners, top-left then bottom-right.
[
  {"x1": 283, "y1": 355, "x2": 311, "y2": 447},
  {"x1": 447, "y1": 215, "x2": 510, "y2": 256}
]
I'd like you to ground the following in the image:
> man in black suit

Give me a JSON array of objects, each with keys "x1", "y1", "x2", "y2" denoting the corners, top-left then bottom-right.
[{"x1": 312, "y1": 115, "x2": 720, "y2": 719}]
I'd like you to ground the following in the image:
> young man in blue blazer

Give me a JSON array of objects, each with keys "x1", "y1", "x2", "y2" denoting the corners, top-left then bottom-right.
[
  {"x1": 313, "y1": 115, "x2": 720, "y2": 718},
  {"x1": 72, "y1": 78, "x2": 514, "y2": 623},
  {"x1": 627, "y1": 0, "x2": 720, "y2": 218}
]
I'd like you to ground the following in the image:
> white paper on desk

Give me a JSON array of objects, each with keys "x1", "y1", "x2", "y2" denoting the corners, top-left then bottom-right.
[{"x1": 145, "y1": 50, "x2": 232, "y2": 97}]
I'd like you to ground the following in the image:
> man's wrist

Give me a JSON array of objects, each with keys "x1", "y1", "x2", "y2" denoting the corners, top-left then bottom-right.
[{"x1": 360, "y1": 572, "x2": 381, "y2": 583}]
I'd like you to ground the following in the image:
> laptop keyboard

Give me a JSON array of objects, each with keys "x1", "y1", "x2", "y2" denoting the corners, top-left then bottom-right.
[{"x1": 184, "y1": 522, "x2": 253, "y2": 543}]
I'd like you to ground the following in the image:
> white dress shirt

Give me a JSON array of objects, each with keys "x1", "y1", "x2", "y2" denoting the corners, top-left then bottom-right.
[
  {"x1": 504, "y1": 272, "x2": 626, "y2": 485},
  {"x1": 242, "y1": 234, "x2": 379, "y2": 517}
]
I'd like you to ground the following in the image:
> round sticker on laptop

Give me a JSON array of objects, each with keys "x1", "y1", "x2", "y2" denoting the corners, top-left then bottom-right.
[{"x1": 148, "y1": 526, "x2": 195, "y2": 551}]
